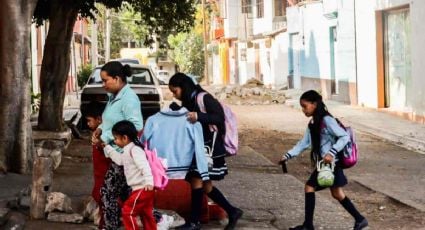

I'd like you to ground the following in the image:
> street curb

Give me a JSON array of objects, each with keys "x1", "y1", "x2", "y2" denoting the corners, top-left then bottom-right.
[
  {"x1": 284, "y1": 101, "x2": 425, "y2": 155},
  {"x1": 343, "y1": 119, "x2": 425, "y2": 154},
  {"x1": 351, "y1": 176, "x2": 425, "y2": 212}
]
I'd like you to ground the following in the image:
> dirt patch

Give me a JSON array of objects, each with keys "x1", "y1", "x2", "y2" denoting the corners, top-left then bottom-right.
[{"x1": 240, "y1": 128, "x2": 425, "y2": 229}]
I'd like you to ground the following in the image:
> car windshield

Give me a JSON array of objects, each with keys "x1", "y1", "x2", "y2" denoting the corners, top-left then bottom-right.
[{"x1": 87, "y1": 67, "x2": 154, "y2": 85}]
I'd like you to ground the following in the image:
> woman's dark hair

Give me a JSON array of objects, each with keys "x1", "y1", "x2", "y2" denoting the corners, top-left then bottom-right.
[
  {"x1": 168, "y1": 72, "x2": 205, "y2": 109},
  {"x1": 112, "y1": 120, "x2": 143, "y2": 148},
  {"x1": 101, "y1": 61, "x2": 132, "y2": 83},
  {"x1": 300, "y1": 90, "x2": 332, "y2": 164}
]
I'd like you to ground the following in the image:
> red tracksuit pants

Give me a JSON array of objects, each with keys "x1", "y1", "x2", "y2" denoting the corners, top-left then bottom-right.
[{"x1": 122, "y1": 189, "x2": 156, "y2": 230}]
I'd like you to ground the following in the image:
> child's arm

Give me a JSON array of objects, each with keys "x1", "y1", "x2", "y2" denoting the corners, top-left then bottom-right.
[
  {"x1": 282, "y1": 128, "x2": 311, "y2": 160},
  {"x1": 103, "y1": 145, "x2": 123, "y2": 165},
  {"x1": 131, "y1": 147, "x2": 154, "y2": 186},
  {"x1": 323, "y1": 116, "x2": 350, "y2": 158}
]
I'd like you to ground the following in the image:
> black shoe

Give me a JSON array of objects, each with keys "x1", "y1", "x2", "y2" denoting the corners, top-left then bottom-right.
[
  {"x1": 174, "y1": 222, "x2": 201, "y2": 230},
  {"x1": 353, "y1": 218, "x2": 368, "y2": 230},
  {"x1": 225, "y1": 208, "x2": 243, "y2": 230},
  {"x1": 289, "y1": 225, "x2": 315, "y2": 230}
]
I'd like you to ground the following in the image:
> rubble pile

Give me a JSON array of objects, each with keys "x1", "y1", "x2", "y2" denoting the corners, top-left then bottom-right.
[{"x1": 207, "y1": 78, "x2": 288, "y2": 105}]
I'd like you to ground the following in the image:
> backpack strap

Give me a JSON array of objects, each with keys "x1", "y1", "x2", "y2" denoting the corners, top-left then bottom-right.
[{"x1": 196, "y1": 92, "x2": 208, "y2": 113}]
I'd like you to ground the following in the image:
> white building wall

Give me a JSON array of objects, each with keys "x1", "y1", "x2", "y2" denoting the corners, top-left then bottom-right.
[
  {"x1": 212, "y1": 53, "x2": 222, "y2": 85},
  {"x1": 224, "y1": 0, "x2": 240, "y2": 38},
  {"x1": 259, "y1": 40, "x2": 272, "y2": 84},
  {"x1": 271, "y1": 32, "x2": 289, "y2": 87},
  {"x1": 409, "y1": 1, "x2": 425, "y2": 115},
  {"x1": 246, "y1": 46, "x2": 256, "y2": 81},
  {"x1": 355, "y1": 0, "x2": 378, "y2": 108},
  {"x1": 298, "y1": 3, "x2": 332, "y2": 79},
  {"x1": 252, "y1": 0, "x2": 273, "y2": 35},
  {"x1": 237, "y1": 42, "x2": 249, "y2": 84}
]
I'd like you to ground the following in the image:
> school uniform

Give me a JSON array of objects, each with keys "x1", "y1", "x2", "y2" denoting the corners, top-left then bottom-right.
[
  {"x1": 284, "y1": 115, "x2": 350, "y2": 190},
  {"x1": 187, "y1": 91, "x2": 228, "y2": 181}
]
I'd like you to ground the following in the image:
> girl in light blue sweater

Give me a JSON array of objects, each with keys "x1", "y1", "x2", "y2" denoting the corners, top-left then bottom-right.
[{"x1": 282, "y1": 90, "x2": 367, "y2": 230}]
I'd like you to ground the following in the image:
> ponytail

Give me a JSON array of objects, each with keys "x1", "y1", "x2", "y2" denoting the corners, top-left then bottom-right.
[{"x1": 101, "y1": 61, "x2": 132, "y2": 83}]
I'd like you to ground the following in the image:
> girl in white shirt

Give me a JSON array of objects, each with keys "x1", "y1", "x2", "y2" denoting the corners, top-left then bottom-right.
[{"x1": 104, "y1": 120, "x2": 156, "y2": 230}]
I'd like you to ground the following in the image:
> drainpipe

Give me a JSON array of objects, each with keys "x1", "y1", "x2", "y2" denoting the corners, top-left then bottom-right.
[{"x1": 354, "y1": 0, "x2": 358, "y2": 105}]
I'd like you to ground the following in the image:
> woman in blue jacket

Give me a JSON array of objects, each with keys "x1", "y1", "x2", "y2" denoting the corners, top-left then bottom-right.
[
  {"x1": 281, "y1": 90, "x2": 367, "y2": 230},
  {"x1": 92, "y1": 61, "x2": 143, "y2": 230},
  {"x1": 168, "y1": 73, "x2": 243, "y2": 230}
]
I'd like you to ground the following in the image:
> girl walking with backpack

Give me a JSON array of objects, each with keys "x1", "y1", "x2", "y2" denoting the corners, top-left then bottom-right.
[
  {"x1": 103, "y1": 120, "x2": 156, "y2": 230},
  {"x1": 168, "y1": 73, "x2": 243, "y2": 230},
  {"x1": 281, "y1": 90, "x2": 368, "y2": 230}
]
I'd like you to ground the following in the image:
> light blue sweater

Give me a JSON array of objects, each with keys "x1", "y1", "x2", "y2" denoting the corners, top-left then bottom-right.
[
  {"x1": 141, "y1": 107, "x2": 209, "y2": 181},
  {"x1": 99, "y1": 84, "x2": 143, "y2": 147},
  {"x1": 285, "y1": 115, "x2": 350, "y2": 161}
]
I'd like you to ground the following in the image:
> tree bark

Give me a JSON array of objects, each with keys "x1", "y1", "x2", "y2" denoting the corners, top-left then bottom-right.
[
  {"x1": 37, "y1": 0, "x2": 78, "y2": 131},
  {"x1": 0, "y1": 0, "x2": 38, "y2": 173}
]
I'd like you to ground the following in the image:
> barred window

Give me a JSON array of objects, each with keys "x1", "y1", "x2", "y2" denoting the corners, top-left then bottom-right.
[
  {"x1": 257, "y1": 0, "x2": 264, "y2": 18},
  {"x1": 274, "y1": 0, "x2": 287, "y2": 17},
  {"x1": 241, "y1": 0, "x2": 252, "y2": 14}
]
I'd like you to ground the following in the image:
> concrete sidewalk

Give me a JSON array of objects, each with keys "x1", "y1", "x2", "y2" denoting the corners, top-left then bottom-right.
[{"x1": 0, "y1": 140, "x2": 354, "y2": 229}]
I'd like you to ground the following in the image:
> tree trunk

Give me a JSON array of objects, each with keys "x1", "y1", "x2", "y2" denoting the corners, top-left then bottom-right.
[
  {"x1": 37, "y1": 0, "x2": 78, "y2": 131},
  {"x1": 0, "y1": 0, "x2": 37, "y2": 173}
]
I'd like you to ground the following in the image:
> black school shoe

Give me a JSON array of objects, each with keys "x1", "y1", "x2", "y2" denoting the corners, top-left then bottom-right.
[
  {"x1": 289, "y1": 225, "x2": 315, "y2": 230},
  {"x1": 353, "y1": 218, "x2": 368, "y2": 230},
  {"x1": 174, "y1": 222, "x2": 201, "y2": 230},
  {"x1": 225, "y1": 208, "x2": 244, "y2": 230}
]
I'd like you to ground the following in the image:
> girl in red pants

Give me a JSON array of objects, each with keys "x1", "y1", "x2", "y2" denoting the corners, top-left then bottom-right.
[{"x1": 103, "y1": 120, "x2": 156, "y2": 230}]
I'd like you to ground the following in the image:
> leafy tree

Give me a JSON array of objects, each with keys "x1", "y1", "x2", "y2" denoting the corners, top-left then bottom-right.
[
  {"x1": 0, "y1": 0, "x2": 38, "y2": 173},
  {"x1": 93, "y1": 3, "x2": 149, "y2": 59},
  {"x1": 168, "y1": 32, "x2": 204, "y2": 77},
  {"x1": 168, "y1": 4, "x2": 210, "y2": 78},
  {"x1": 77, "y1": 64, "x2": 93, "y2": 87},
  {"x1": 33, "y1": 0, "x2": 197, "y2": 132}
]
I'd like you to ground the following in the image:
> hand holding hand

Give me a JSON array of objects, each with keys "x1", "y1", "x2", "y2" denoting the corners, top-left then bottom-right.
[{"x1": 93, "y1": 128, "x2": 102, "y2": 138}]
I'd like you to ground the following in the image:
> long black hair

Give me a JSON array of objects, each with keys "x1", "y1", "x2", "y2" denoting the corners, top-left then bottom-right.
[
  {"x1": 101, "y1": 61, "x2": 132, "y2": 83},
  {"x1": 300, "y1": 90, "x2": 332, "y2": 164},
  {"x1": 168, "y1": 72, "x2": 205, "y2": 109},
  {"x1": 111, "y1": 120, "x2": 144, "y2": 148}
]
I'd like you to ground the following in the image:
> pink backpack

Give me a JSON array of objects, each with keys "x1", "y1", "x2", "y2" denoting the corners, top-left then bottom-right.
[
  {"x1": 322, "y1": 118, "x2": 358, "y2": 169},
  {"x1": 197, "y1": 92, "x2": 238, "y2": 156},
  {"x1": 130, "y1": 142, "x2": 169, "y2": 190}
]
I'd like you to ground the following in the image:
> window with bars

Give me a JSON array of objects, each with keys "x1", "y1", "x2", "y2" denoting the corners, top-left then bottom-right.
[
  {"x1": 241, "y1": 0, "x2": 252, "y2": 14},
  {"x1": 274, "y1": 0, "x2": 287, "y2": 17},
  {"x1": 257, "y1": 0, "x2": 264, "y2": 18}
]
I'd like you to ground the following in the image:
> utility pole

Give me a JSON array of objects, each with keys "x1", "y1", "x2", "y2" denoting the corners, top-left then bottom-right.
[
  {"x1": 91, "y1": 20, "x2": 98, "y2": 66},
  {"x1": 81, "y1": 20, "x2": 85, "y2": 66},
  {"x1": 105, "y1": 9, "x2": 111, "y2": 62},
  {"x1": 202, "y1": 0, "x2": 209, "y2": 85}
]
